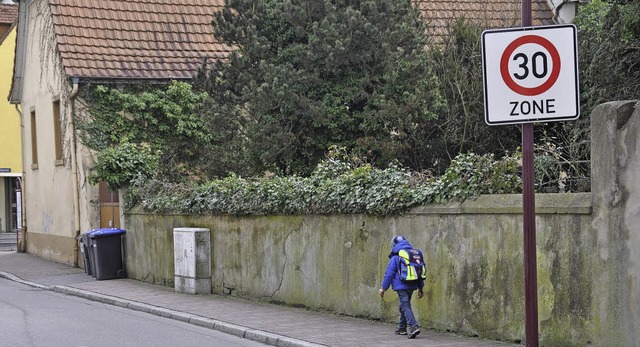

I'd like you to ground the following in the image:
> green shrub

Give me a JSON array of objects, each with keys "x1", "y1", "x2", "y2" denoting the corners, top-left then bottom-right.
[
  {"x1": 89, "y1": 142, "x2": 158, "y2": 191},
  {"x1": 128, "y1": 149, "x2": 522, "y2": 216}
]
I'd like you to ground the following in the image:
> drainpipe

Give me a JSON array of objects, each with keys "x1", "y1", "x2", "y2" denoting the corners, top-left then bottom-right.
[
  {"x1": 69, "y1": 77, "x2": 81, "y2": 267},
  {"x1": 15, "y1": 104, "x2": 27, "y2": 253}
]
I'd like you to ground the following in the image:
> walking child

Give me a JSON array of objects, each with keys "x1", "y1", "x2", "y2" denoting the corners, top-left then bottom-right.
[{"x1": 378, "y1": 235, "x2": 425, "y2": 338}]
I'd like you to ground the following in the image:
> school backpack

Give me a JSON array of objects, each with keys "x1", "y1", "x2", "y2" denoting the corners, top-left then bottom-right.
[{"x1": 397, "y1": 248, "x2": 426, "y2": 283}]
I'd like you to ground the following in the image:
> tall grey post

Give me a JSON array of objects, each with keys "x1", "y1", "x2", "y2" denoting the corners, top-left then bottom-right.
[{"x1": 173, "y1": 227, "x2": 211, "y2": 294}]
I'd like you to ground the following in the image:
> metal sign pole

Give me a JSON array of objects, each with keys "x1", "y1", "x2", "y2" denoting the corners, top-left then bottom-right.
[{"x1": 521, "y1": 1, "x2": 539, "y2": 346}]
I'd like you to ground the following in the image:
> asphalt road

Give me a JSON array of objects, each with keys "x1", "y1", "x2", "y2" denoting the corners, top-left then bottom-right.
[{"x1": 0, "y1": 277, "x2": 268, "y2": 347}]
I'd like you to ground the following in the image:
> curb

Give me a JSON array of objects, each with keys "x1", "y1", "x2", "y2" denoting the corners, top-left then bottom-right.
[
  {"x1": 0, "y1": 270, "x2": 324, "y2": 347},
  {"x1": 52, "y1": 285, "x2": 325, "y2": 347},
  {"x1": 0, "y1": 270, "x2": 51, "y2": 290}
]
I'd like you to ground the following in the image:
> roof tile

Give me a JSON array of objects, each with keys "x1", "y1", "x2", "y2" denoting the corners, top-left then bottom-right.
[
  {"x1": 0, "y1": 3, "x2": 18, "y2": 25},
  {"x1": 50, "y1": 0, "x2": 231, "y2": 80},
  {"x1": 416, "y1": 0, "x2": 555, "y2": 42},
  {"x1": 48, "y1": 0, "x2": 555, "y2": 81}
]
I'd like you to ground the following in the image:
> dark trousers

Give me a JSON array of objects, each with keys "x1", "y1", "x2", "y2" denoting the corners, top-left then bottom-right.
[{"x1": 397, "y1": 289, "x2": 418, "y2": 329}]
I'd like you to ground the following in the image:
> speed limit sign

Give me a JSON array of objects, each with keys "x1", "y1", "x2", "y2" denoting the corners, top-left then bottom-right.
[{"x1": 482, "y1": 25, "x2": 579, "y2": 125}]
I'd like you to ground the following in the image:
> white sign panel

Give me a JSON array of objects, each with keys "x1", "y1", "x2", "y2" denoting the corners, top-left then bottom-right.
[
  {"x1": 16, "y1": 191, "x2": 22, "y2": 229},
  {"x1": 482, "y1": 25, "x2": 579, "y2": 125}
]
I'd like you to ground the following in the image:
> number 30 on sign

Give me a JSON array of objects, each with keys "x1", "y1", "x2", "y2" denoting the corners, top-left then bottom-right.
[{"x1": 481, "y1": 25, "x2": 579, "y2": 126}]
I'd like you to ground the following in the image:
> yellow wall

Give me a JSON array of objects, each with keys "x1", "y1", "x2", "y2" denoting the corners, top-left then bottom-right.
[{"x1": 0, "y1": 26, "x2": 22, "y2": 174}]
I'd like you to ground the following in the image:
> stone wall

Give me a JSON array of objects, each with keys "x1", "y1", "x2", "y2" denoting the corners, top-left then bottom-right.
[
  {"x1": 122, "y1": 100, "x2": 639, "y2": 346},
  {"x1": 590, "y1": 101, "x2": 640, "y2": 347},
  {"x1": 124, "y1": 194, "x2": 593, "y2": 345}
]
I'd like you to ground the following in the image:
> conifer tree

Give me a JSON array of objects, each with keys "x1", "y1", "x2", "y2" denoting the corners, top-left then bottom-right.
[{"x1": 195, "y1": 0, "x2": 443, "y2": 176}]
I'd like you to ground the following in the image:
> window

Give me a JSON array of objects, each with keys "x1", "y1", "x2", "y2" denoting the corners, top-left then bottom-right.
[
  {"x1": 30, "y1": 109, "x2": 38, "y2": 169},
  {"x1": 52, "y1": 99, "x2": 63, "y2": 165}
]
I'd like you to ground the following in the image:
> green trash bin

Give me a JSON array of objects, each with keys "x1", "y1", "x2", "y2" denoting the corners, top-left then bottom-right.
[{"x1": 89, "y1": 228, "x2": 126, "y2": 280}]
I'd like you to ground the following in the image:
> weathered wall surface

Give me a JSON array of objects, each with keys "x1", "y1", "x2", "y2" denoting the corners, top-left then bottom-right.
[
  {"x1": 18, "y1": 0, "x2": 99, "y2": 264},
  {"x1": 19, "y1": 0, "x2": 77, "y2": 263},
  {"x1": 124, "y1": 194, "x2": 593, "y2": 345},
  {"x1": 122, "y1": 101, "x2": 639, "y2": 346},
  {"x1": 590, "y1": 101, "x2": 640, "y2": 347}
]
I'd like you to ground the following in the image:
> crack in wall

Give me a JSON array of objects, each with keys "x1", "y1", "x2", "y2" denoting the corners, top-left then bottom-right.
[
  {"x1": 295, "y1": 261, "x2": 318, "y2": 286},
  {"x1": 269, "y1": 229, "x2": 293, "y2": 297}
]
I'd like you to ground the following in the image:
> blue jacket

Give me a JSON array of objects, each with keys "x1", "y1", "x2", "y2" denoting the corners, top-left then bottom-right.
[{"x1": 381, "y1": 239, "x2": 424, "y2": 291}]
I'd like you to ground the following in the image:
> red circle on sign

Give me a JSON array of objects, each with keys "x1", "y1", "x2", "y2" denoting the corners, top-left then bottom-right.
[{"x1": 500, "y1": 35, "x2": 561, "y2": 96}]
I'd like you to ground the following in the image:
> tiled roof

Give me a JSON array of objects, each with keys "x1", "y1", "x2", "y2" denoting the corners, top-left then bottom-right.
[
  {"x1": 49, "y1": 0, "x2": 231, "y2": 80},
  {"x1": 416, "y1": 0, "x2": 555, "y2": 42},
  {"x1": 0, "y1": 3, "x2": 18, "y2": 24},
  {"x1": 47, "y1": 0, "x2": 554, "y2": 81}
]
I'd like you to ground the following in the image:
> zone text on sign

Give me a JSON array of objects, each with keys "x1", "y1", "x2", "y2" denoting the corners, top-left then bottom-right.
[{"x1": 509, "y1": 99, "x2": 556, "y2": 116}]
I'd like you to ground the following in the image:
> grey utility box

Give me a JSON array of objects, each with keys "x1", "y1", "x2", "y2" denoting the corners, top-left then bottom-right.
[{"x1": 173, "y1": 227, "x2": 211, "y2": 294}]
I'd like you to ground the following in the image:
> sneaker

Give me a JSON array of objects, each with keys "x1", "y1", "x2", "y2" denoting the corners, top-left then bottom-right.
[
  {"x1": 394, "y1": 328, "x2": 407, "y2": 335},
  {"x1": 407, "y1": 325, "x2": 420, "y2": 339}
]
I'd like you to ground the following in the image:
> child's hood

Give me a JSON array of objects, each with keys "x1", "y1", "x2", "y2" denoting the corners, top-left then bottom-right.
[{"x1": 389, "y1": 239, "x2": 413, "y2": 258}]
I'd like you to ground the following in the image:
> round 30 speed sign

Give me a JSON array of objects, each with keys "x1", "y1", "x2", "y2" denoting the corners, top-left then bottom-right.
[{"x1": 482, "y1": 25, "x2": 579, "y2": 125}]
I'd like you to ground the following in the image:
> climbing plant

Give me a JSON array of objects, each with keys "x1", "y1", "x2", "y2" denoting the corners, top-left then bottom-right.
[{"x1": 77, "y1": 81, "x2": 212, "y2": 185}]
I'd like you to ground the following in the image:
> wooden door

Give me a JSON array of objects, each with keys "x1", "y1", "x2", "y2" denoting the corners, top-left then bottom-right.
[{"x1": 98, "y1": 182, "x2": 120, "y2": 229}]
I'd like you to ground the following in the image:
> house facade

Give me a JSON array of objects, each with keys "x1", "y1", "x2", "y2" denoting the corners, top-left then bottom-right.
[
  {"x1": 9, "y1": 0, "x2": 563, "y2": 265},
  {"x1": 9, "y1": 0, "x2": 228, "y2": 264},
  {"x1": 9, "y1": 0, "x2": 89, "y2": 261},
  {"x1": 0, "y1": 1, "x2": 21, "y2": 236}
]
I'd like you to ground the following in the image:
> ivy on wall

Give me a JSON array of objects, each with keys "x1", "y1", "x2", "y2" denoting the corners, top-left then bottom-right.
[
  {"x1": 77, "y1": 81, "x2": 212, "y2": 188},
  {"x1": 126, "y1": 147, "x2": 522, "y2": 216}
]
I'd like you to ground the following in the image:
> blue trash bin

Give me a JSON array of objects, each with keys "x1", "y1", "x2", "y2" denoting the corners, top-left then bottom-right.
[{"x1": 89, "y1": 228, "x2": 126, "y2": 280}]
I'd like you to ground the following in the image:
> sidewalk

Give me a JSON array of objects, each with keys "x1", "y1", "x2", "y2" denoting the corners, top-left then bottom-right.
[{"x1": 0, "y1": 251, "x2": 517, "y2": 347}]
